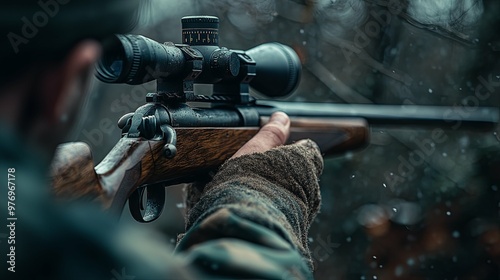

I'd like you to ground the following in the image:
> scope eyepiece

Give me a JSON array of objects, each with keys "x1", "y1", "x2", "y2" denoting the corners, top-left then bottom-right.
[
  {"x1": 96, "y1": 34, "x2": 131, "y2": 83},
  {"x1": 96, "y1": 35, "x2": 185, "y2": 85}
]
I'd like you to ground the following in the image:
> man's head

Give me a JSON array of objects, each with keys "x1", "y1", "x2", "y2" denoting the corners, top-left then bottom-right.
[{"x1": 0, "y1": 0, "x2": 140, "y2": 156}]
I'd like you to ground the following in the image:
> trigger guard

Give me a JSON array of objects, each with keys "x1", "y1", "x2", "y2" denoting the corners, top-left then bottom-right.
[{"x1": 129, "y1": 185, "x2": 166, "y2": 223}]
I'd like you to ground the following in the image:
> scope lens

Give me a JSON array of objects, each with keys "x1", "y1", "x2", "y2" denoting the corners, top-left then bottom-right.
[
  {"x1": 108, "y1": 60, "x2": 123, "y2": 77},
  {"x1": 100, "y1": 55, "x2": 124, "y2": 78},
  {"x1": 96, "y1": 36, "x2": 128, "y2": 83}
]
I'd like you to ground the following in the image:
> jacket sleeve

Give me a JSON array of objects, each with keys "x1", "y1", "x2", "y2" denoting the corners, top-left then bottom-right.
[{"x1": 176, "y1": 140, "x2": 323, "y2": 279}]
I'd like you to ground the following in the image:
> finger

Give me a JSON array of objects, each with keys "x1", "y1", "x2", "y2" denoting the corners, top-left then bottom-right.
[{"x1": 231, "y1": 112, "x2": 290, "y2": 159}]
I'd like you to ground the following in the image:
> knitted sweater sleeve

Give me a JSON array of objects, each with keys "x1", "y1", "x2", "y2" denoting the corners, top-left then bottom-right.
[{"x1": 176, "y1": 140, "x2": 323, "y2": 279}]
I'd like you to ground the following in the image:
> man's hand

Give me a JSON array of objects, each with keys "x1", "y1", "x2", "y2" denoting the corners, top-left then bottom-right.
[
  {"x1": 185, "y1": 111, "x2": 322, "y2": 214},
  {"x1": 181, "y1": 113, "x2": 324, "y2": 278},
  {"x1": 231, "y1": 112, "x2": 291, "y2": 159}
]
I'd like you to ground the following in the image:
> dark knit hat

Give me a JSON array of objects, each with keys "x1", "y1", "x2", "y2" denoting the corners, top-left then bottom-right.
[{"x1": 0, "y1": 0, "x2": 140, "y2": 85}]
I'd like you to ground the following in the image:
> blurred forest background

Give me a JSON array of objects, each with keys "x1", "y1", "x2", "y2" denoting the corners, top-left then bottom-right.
[{"x1": 73, "y1": 0, "x2": 500, "y2": 279}]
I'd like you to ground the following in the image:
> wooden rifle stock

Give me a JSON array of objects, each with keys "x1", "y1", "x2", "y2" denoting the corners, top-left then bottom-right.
[{"x1": 51, "y1": 117, "x2": 369, "y2": 216}]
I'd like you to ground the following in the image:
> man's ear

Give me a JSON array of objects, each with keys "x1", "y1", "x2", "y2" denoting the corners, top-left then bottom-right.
[{"x1": 41, "y1": 40, "x2": 101, "y2": 124}]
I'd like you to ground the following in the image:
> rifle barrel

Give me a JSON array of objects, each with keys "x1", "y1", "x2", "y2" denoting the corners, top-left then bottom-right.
[{"x1": 255, "y1": 100, "x2": 499, "y2": 130}]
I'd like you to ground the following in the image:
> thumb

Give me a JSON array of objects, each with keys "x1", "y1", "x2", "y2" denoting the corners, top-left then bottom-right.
[{"x1": 231, "y1": 112, "x2": 290, "y2": 159}]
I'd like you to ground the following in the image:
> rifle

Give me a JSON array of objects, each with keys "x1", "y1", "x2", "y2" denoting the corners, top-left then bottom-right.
[{"x1": 51, "y1": 16, "x2": 499, "y2": 223}]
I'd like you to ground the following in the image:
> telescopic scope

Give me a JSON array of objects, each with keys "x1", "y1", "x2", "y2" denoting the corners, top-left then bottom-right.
[{"x1": 95, "y1": 16, "x2": 301, "y2": 98}]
